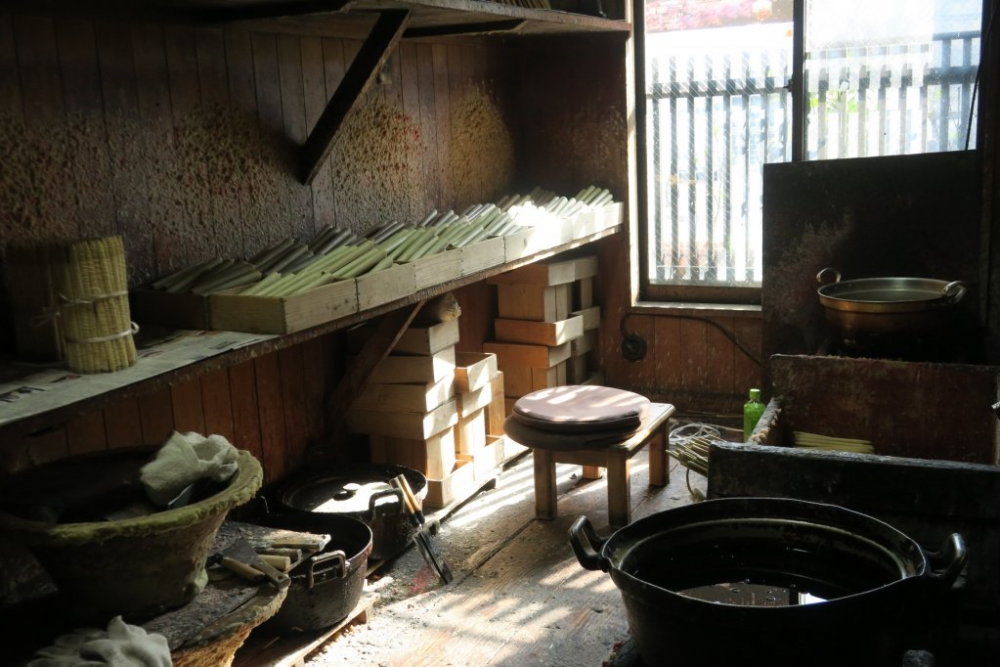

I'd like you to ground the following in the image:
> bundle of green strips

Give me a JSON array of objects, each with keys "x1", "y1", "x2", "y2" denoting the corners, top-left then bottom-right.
[
  {"x1": 56, "y1": 236, "x2": 137, "y2": 373},
  {"x1": 793, "y1": 431, "x2": 875, "y2": 454}
]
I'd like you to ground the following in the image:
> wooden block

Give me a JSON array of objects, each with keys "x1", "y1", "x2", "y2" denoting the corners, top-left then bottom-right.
[
  {"x1": 503, "y1": 365, "x2": 534, "y2": 398},
  {"x1": 495, "y1": 283, "x2": 558, "y2": 322},
  {"x1": 356, "y1": 263, "x2": 415, "y2": 312},
  {"x1": 353, "y1": 374, "x2": 456, "y2": 413},
  {"x1": 458, "y1": 381, "x2": 493, "y2": 419},
  {"x1": 461, "y1": 237, "x2": 505, "y2": 276},
  {"x1": 454, "y1": 352, "x2": 498, "y2": 393},
  {"x1": 503, "y1": 224, "x2": 563, "y2": 262},
  {"x1": 487, "y1": 259, "x2": 576, "y2": 286},
  {"x1": 456, "y1": 408, "x2": 487, "y2": 455},
  {"x1": 572, "y1": 256, "x2": 599, "y2": 280},
  {"x1": 556, "y1": 361, "x2": 567, "y2": 387},
  {"x1": 130, "y1": 290, "x2": 210, "y2": 330},
  {"x1": 555, "y1": 284, "x2": 570, "y2": 320},
  {"x1": 348, "y1": 318, "x2": 460, "y2": 356},
  {"x1": 347, "y1": 397, "x2": 459, "y2": 439},
  {"x1": 473, "y1": 435, "x2": 505, "y2": 480},
  {"x1": 570, "y1": 306, "x2": 600, "y2": 332},
  {"x1": 424, "y1": 456, "x2": 475, "y2": 508},
  {"x1": 531, "y1": 365, "x2": 562, "y2": 391},
  {"x1": 409, "y1": 248, "x2": 462, "y2": 291},
  {"x1": 485, "y1": 371, "x2": 506, "y2": 436},
  {"x1": 367, "y1": 346, "x2": 457, "y2": 384},
  {"x1": 485, "y1": 341, "x2": 571, "y2": 369},
  {"x1": 494, "y1": 315, "x2": 583, "y2": 346},
  {"x1": 575, "y1": 277, "x2": 594, "y2": 309},
  {"x1": 566, "y1": 354, "x2": 588, "y2": 384},
  {"x1": 369, "y1": 429, "x2": 457, "y2": 479},
  {"x1": 571, "y1": 329, "x2": 598, "y2": 356},
  {"x1": 209, "y1": 279, "x2": 358, "y2": 334}
]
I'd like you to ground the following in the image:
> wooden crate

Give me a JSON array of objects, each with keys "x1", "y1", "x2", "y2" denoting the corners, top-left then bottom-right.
[
  {"x1": 209, "y1": 279, "x2": 358, "y2": 335},
  {"x1": 456, "y1": 408, "x2": 487, "y2": 455},
  {"x1": 503, "y1": 221, "x2": 571, "y2": 262},
  {"x1": 570, "y1": 329, "x2": 597, "y2": 357},
  {"x1": 353, "y1": 375, "x2": 456, "y2": 414},
  {"x1": 458, "y1": 381, "x2": 493, "y2": 419},
  {"x1": 130, "y1": 289, "x2": 211, "y2": 330},
  {"x1": 572, "y1": 201, "x2": 623, "y2": 237},
  {"x1": 424, "y1": 456, "x2": 476, "y2": 509},
  {"x1": 485, "y1": 372, "x2": 506, "y2": 436},
  {"x1": 494, "y1": 315, "x2": 583, "y2": 346},
  {"x1": 409, "y1": 248, "x2": 462, "y2": 291},
  {"x1": 570, "y1": 306, "x2": 600, "y2": 332},
  {"x1": 566, "y1": 354, "x2": 588, "y2": 384},
  {"x1": 369, "y1": 429, "x2": 457, "y2": 479},
  {"x1": 461, "y1": 237, "x2": 506, "y2": 276},
  {"x1": 473, "y1": 435, "x2": 505, "y2": 481},
  {"x1": 454, "y1": 352, "x2": 498, "y2": 393},
  {"x1": 366, "y1": 346, "x2": 456, "y2": 384},
  {"x1": 485, "y1": 341, "x2": 571, "y2": 369},
  {"x1": 574, "y1": 277, "x2": 594, "y2": 310},
  {"x1": 347, "y1": 397, "x2": 459, "y2": 440},
  {"x1": 356, "y1": 263, "x2": 415, "y2": 312},
  {"x1": 495, "y1": 283, "x2": 571, "y2": 322},
  {"x1": 501, "y1": 361, "x2": 567, "y2": 398},
  {"x1": 349, "y1": 318, "x2": 460, "y2": 356},
  {"x1": 487, "y1": 258, "x2": 576, "y2": 286},
  {"x1": 570, "y1": 256, "x2": 598, "y2": 280}
]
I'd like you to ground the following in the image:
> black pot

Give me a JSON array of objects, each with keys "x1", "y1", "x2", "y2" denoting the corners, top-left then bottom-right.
[
  {"x1": 276, "y1": 464, "x2": 427, "y2": 562},
  {"x1": 571, "y1": 497, "x2": 966, "y2": 667},
  {"x1": 248, "y1": 511, "x2": 372, "y2": 632}
]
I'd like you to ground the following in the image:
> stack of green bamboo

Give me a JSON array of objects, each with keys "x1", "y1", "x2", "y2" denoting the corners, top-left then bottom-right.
[
  {"x1": 57, "y1": 236, "x2": 137, "y2": 373},
  {"x1": 4, "y1": 242, "x2": 64, "y2": 362}
]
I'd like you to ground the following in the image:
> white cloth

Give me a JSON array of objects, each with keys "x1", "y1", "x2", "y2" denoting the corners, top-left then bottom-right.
[
  {"x1": 140, "y1": 431, "x2": 239, "y2": 508},
  {"x1": 28, "y1": 615, "x2": 172, "y2": 667}
]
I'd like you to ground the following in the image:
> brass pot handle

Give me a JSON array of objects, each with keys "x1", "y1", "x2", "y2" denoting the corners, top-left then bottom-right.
[
  {"x1": 943, "y1": 281, "x2": 966, "y2": 303},
  {"x1": 816, "y1": 267, "x2": 841, "y2": 285}
]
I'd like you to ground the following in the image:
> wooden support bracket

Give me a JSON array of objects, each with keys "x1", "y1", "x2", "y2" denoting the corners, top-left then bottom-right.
[
  {"x1": 300, "y1": 9, "x2": 411, "y2": 185},
  {"x1": 324, "y1": 300, "x2": 426, "y2": 440}
]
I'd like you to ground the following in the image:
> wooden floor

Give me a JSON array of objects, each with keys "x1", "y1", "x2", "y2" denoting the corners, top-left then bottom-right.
[{"x1": 295, "y1": 447, "x2": 704, "y2": 667}]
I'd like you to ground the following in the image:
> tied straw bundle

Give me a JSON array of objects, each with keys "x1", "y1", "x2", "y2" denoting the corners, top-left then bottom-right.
[{"x1": 56, "y1": 236, "x2": 138, "y2": 373}]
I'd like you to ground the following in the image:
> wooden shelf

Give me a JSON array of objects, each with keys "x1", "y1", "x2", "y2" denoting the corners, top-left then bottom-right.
[{"x1": 0, "y1": 224, "x2": 619, "y2": 441}]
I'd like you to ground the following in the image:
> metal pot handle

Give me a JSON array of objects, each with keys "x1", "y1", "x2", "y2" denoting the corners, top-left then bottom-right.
[
  {"x1": 942, "y1": 280, "x2": 967, "y2": 303},
  {"x1": 367, "y1": 488, "x2": 405, "y2": 519},
  {"x1": 569, "y1": 516, "x2": 609, "y2": 572},
  {"x1": 924, "y1": 533, "x2": 967, "y2": 586},
  {"x1": 307, "y1": 549, "x2": 347, "y2": 589},
  {"x1": 816, "y1": 267, "x2": 841, "y2": 285}
]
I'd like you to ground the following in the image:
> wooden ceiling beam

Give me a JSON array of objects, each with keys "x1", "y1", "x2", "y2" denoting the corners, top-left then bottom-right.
[{"x1": 300, "y1": 9, "x2": 410, "y2": 185}]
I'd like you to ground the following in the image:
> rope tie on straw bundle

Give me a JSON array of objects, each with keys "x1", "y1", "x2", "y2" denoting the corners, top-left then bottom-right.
[
  {"x1": 63, "y1": 322, "x2": 140, "y2": 345},
  {"x1": 31, "y1": 290, "x2": 130, "y2": 327}
]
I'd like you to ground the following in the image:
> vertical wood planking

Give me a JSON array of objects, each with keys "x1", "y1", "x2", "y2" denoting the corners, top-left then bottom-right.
[
  {"x1": 398, "y1": 43, "x2": 426, "y2": 213},
  {"x1": 25, "y1": 429, "x2": 69, "y2": 467},
  {"x1": 66, "y1": 411, "x2": 108, "y2": 455},
  {"x1": 228, "y1": 359, "x2": 265, "y2": 467},
  {"x1": 171, "y1": 377, "x2": 206, "y2": 434},
  {"x1": 254, "y1": 353, "x2": 287, "y2": 483},
  {"x1": 431, "y1": 44, "x2": 451, "y2": 207},
  {"x1": 321, "y1": 37, "x2": 346, "y2": 226},
  {"x1": 381, "y1": 46, "x2": 403, "y2": 108},
  {"x1": 299, "y1": 336, "x2": 328, "y2": 442},
  {"x1": 702, "y1": 317, "x2": 736, "y2": 395},
  {"x1": 447, "y1": 44, "x2": 473, "y2": 208},
  {"x1": 223, "y1": 29, "x2": 257, "y2": 258},
  {"x1": 679, "y1": 319, "x2": 711, "y2": 393},
  {"x1": 139, "y1": 387, "x2": 175, "y2": 445},
  {"x1": 201, "y1": 367, "x2": 235, "y2": 442},
  {"x1": 416, "y1": 43, "x2": 440, "y2": 208},
  {"x1": 0, "y1": 14, "x2": 23, "y2": 118},
  {"x1": 54, "y1": 18, "x2": 116, "y2": 240},
  {"x1": 14, "y1": 15, "x2": 63, "y2": 125},
  {"x1": 103, "y1": 398, "x2": 144, "y2": 448},
  {"x1": 277, "y1": 34, "x2": 314, "y2": 240},
  {"x1": 454, "y1": 280, "x2": 494, "y2": 352},
  {"x1": 278, "y1": 346, "x2": 310, "y2": 473},
  {"x1": 653, "y1": 316, "x2": 684, "y2": 389},
  {"x1": 301, "y1": 36, "x2": 336, "y2": 227},
  {"x1": 251, "y1": 33, "x2": 290, "y2": 243},
  {"x1": 733, "y1": 318, "x2": 764, "y2": 392}
]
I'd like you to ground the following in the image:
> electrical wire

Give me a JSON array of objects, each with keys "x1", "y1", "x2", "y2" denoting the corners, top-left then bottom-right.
[
  {"x1": 620, "y1": 313, "x2": 763, "y2": 367},
  {"x1": 966, "y1": 2, "x2": 998, "y2": 150}
]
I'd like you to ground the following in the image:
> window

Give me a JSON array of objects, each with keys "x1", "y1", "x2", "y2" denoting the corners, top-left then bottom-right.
[{"x1": 637, "y1": 0, "x2": 984, "y2": 304}]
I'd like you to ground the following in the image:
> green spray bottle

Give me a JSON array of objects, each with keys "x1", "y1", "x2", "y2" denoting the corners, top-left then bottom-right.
[{"x1": 743, "y1": 388, "x2": 765, "y2": 441}]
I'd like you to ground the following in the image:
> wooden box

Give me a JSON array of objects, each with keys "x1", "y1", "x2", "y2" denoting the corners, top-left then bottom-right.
[
  {"x1": 495, "y1": 283, "x2": 570, "y2": 322},
  {"x1": 409, "y1": 248, "x2": 462, "y2": 291},
  {"x1": 461, "y1": 237, "x2": 506, "y2": 276},
  {"x1": 347, "y1": 397, "x2": 458, "y2": 440},
  {"x1": 367, "y1": 346, "x2": 457, "y2": 384},
  {"x1": 456, "y1": 408, "x2": 487, "y2": 455},
  {"x1": 130, "y1": 290, "x2": 210, "y2": 330},
  {"x1": 356, "y1": 263, "x2": 415, "y2": 312},
  {"x1": 473, "y1": 435, "x2": 505, "y2": 481},
  {"x1": 570, "y1": 256, "x2": 599, "y2": 280},
  {"x1": 454, "y1": 352, "x2": 498, "y2": 393},
  {"x1": 573, "y1": 201, "x2": 623, "y2": 237},
  {"x1": 503, "y1": 222, "x2": 569, "y2": 262},
  {"x1": 458, "y1": 381, "x2": 493, "y2": 419},
  {"x1": 570, "y1": 307, "x2": 600, "y2": 332},
  {"x1": 353, "y1": 375, "x2": 456, "y2": 414},
  {"x1": 485, "y1": 371, "x2": 507, "y2": 436},
  {"x1": 349, "y1": 318, "x2": 460, "y2": 356},
  {"x1": 369, "y1": 428, "x2": 457, "y2": 479},
  {"x1": 501, "y1": 361, "x2": 567, "y2": 398},
  {"x1": 571, "y1": 329, "x2": 597, "y2": 357},
  {"x1": 494, "y1": 315, "x2": 583, "y2": 346},
  {"x1": 488, "y1": 258, "x2": 576, "y2": 286},
  {"x1": 209, "y1": 279, "x2": 358, "y2": 335},
  {"x1": 574, "y1": 277, "x2": 594, "y2": 310},
  {"x1": 566, "y1": 354, "x2": 588, "y2": 384},
  {"x1": 485, "y1": 341, "x2": 571, "y2": 369},
  {"x1": 424, "y1": 456, "x2": 476, "y2": 509}
]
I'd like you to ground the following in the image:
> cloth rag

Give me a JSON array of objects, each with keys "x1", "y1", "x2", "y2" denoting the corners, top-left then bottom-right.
[
  {"x1": 140, "y1": 431, "x2": 239, "y2": 508},
  {"x1": 28, "y1": 615, "x2": 171, "y2": 667}
]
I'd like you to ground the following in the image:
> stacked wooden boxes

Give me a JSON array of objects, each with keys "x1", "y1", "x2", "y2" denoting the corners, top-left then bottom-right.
[
  {"x1": 347, "y1": 316, "x2": 506, "y2": 509},
  {"x1": 485, "y1": 255, "x2": 601, "y2": 425}
]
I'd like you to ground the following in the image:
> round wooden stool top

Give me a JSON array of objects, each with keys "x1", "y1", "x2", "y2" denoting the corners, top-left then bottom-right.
[{"x1": 512, "y1": 385, "x2": 650, "y2": 434}]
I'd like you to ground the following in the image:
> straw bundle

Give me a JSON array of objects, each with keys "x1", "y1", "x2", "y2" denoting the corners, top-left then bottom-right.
[
  {"x1": 56, "y1": 236, "x2": 137, "y2": 373},
  {"x1": 4, "y1": 242, "x2": 64, "y2": 361}
]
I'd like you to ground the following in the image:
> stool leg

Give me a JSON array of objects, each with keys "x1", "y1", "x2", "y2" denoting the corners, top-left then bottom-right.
[
  {"x1": 533, "y1": 449, "x2": 557, "y2": 520},
  {"x1": 648, "y1": 429, "x2": 668, "y2": 487},
  {"x1": 607, "y1": 452, "x2": 631, "y2": 529}
]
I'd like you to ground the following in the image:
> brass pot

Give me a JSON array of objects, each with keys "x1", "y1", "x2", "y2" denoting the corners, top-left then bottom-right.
[{"x1": 815, "y1": 268, "x2": 966, "y2": 345}]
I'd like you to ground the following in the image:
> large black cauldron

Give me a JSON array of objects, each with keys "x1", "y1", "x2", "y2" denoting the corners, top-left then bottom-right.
[{"x1": 571, "y1": 498, "x2": 965, "y2": 667}]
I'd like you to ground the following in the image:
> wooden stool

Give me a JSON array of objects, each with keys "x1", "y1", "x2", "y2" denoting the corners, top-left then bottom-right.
[{"x1": 517, "y1": 402, "x2": 675, "y2": 529}]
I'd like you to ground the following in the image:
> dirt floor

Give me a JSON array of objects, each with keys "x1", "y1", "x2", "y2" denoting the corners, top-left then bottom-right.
[{"x1": 299, "y1": 448, "x2": 706, "y2": 667}]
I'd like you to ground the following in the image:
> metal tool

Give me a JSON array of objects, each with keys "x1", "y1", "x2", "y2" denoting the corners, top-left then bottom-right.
[
  {"x1": 212, "y1": 537, "x2": 291, "y2": 590},
  {"x1": 390, "y1": 474, "x2": 453, "y2": 584}
]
